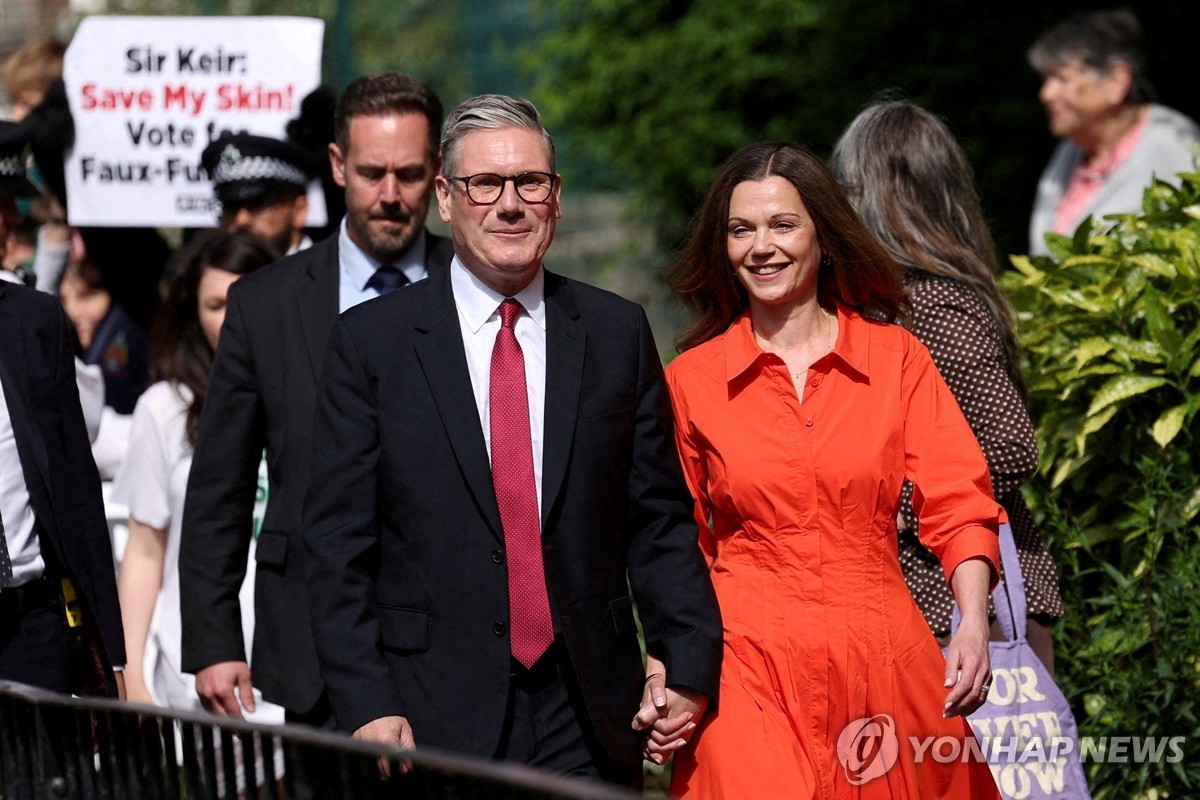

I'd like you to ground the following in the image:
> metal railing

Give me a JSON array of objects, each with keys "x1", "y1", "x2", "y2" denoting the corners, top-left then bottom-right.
[{"x1": 0, "y1": 681, "x2": 640, "y2": 799}]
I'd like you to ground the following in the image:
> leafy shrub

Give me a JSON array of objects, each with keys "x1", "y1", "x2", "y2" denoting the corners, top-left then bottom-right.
[{"x1": 1003, "y1": 169, "x2": 1200, "y2": 798}]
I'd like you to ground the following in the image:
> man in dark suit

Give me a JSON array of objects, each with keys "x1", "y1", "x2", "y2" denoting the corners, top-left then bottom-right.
[
  {"x1": 303, "y1": 94, "x2": 722, "y2": 785},
  {"x1": 0, "y1": 280, "x2": 125, "y2": 698},
  {"x1": 179, "y1": 72, "x2": 453, "y2": 726}
]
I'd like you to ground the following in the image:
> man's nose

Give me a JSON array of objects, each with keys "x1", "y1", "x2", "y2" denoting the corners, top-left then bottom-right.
[
  {"x1": 380, "y1": 174, "x2": 400, "y2": 204},
  {"x1": 496, "y1": 179, "x2": 522, "y2": 213},
  {"x1": 232, "y1": 207, "x2": 255, "y2": 230}
]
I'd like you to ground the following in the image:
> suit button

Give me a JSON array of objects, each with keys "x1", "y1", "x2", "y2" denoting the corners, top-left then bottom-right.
[
  {"x1": 493, "y1": 622, "x2": 506, "y2": 636},
  {"x1": 491, "y1": 550, "x2": 504, "y2": 564}
]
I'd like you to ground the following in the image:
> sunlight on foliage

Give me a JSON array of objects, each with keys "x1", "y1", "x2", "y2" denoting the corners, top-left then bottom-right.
[{"x1": 1005, "y1": 168, "x2": 1200, "y2": 797}]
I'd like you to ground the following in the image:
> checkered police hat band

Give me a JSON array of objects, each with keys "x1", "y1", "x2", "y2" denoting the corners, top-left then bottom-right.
[
  {"x1": 0, "y1": 155, "x2": 24, "y2": 177},
  {"x1": 213, "y1": 155, "x2": 308, "y2": 188}
]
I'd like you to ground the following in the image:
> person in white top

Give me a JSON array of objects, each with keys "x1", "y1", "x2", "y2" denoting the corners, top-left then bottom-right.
[{"x1": 112, "y1": 229, "x2": 282, "y2": 725}]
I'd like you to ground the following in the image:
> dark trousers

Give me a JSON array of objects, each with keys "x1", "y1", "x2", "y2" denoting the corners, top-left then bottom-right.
[
  {"x1": 0, "y1": 579, "x2": 74, "y2": 694},
  {"x1": 495, "y1": 642, "x2": 640, "y2": 789}
]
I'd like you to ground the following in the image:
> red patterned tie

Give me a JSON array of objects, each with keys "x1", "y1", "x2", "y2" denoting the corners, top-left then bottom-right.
[{"x1": 490, "y1": 298, "x2": 554, "y2": 668}]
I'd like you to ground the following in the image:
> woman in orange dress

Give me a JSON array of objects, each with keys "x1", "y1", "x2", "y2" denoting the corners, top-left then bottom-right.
[{"x1": 657, "y1": 142, "x2": 1003, "y2": 798}]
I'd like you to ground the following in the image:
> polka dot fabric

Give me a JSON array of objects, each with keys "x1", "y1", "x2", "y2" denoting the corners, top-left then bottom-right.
[{"x1": 898, "y1": 275, "x2": 1064, "y2": 636}]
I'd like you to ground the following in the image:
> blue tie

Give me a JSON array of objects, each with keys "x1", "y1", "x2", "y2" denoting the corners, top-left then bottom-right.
[{"x1": 366, "y1": 264, "x2": 410, "y2": 295}]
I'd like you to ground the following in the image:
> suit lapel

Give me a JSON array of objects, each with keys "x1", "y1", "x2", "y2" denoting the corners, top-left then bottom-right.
[
  {"x1": 540, "y1": 273, "x2": 584, "y2": 529},
  {"x1": 297, "y1": 238, "x2": 341, "y2": 379},
  {"x1": 0, "y1": 287, "x2": 53, "y2": 509},
  {"x1": 413, "y1": 269, "x2": 504, "y2": 539}
]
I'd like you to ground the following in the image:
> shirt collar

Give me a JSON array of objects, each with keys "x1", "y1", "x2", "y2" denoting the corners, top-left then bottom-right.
[
  {"x1": 338, "y1": 217, "x2": 428, "y2": 289},
  {"x1": 450, "y1": 255, "x2": 547, "y2": 334},
  {"x1": 723, "y1": 304, "x2": 871, "y2": 383}
]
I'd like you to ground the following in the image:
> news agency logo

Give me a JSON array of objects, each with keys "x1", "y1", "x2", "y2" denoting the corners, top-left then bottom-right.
[
  {"x1": 836, "y1": 714, "x2": 1187, "y2": 790},
  {"x1": 835, "y1": 714, "x2": 899, "y2": 785}
]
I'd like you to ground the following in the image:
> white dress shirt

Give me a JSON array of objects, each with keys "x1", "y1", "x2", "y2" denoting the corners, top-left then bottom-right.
[
  {"x1": 337, "y1": 218, "x2": 428, "y2": 313},
  {"x1": 450, "y1": 256, "x2": 547, "y2": 514},
  {"x1": 0, "y1": 372, "x2": 44, "y2": 587}
]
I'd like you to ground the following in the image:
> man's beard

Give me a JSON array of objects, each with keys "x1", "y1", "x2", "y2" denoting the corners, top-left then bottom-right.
[{"x1": 350, "y1": 198, "x2": 429, "y2": 263}]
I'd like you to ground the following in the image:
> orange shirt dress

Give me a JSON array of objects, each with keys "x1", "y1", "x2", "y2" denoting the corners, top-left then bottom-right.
[{"x1": 665, "y1": 308, "x2": 1003, "y2": 799}]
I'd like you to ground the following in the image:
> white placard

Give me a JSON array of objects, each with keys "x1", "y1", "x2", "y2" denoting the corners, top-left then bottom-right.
[{"x1": 64, "y1": 16, "x2": 325, "y2": 227}]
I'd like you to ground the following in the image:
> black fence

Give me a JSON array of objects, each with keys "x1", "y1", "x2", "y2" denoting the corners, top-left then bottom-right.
[{"x1": 0, "y1": 681, "x2": 640, "y2": 800}]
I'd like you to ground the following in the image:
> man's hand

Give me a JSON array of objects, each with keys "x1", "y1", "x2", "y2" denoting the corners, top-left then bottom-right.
[
  {"x1": 354, "y1": 716, "x2": 416, "y2": 779},
  {"x1": 631, "y1": 657, "x2": 709, "y2": 765},
  {"x1": 194, "y1": 660, "x2": 256, "y2": 718}
]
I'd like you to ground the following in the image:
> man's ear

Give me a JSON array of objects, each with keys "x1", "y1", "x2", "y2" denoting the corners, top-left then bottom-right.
[
  {"x1": 291, "y1": 194, "x2": 309, "y2": 233},
  {"x1": 329, "y1": 142, "x2": 347, "y2": 187},
  {"x1": 435, "y1": 175, "x2": 453, "y2": 224}
]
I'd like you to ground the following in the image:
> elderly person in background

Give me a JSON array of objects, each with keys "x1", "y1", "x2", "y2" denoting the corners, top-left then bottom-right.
[
  {"x1": 1028, "y1": 9, "x2": 1199, "y2": 255},
  {"x1": 832, "y1": 100, "x2": 1064, "y2": 674}
]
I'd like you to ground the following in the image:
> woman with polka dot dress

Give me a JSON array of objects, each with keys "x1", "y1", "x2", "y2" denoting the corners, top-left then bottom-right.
[{"x1": 832, "y1": 100, "x2": 1064, "y2": 672}]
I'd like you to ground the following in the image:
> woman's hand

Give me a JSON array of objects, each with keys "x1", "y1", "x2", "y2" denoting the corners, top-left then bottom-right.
[{"x1": 943, "y1": 557, "x2": 995, "y2": 717}]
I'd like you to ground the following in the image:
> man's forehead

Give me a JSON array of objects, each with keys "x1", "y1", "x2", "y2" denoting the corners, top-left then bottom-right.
[
  {"x1": 457, "y1": 127, "x2": 552, "y2": 168},
  {"x1": 347, "y1": 112, "x2": 431, "y2": 141}
]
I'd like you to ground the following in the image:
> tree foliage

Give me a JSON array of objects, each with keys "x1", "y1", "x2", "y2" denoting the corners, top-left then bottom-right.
[
  {"x1": 525, "y1": 1, "x2": 1200, "y2": 256},
  {"x1": 1003, "y1": 170, "x2": 1200, "y2": 797}
]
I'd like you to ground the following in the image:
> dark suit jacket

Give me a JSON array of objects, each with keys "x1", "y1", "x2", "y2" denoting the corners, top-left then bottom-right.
[
  {"x1": 180, "y1": 231, "x2": 454, "y2": 714},
  {"x1": 303, "y1": 266, "x2": 722, "y2": 772},
  {"x1": 0, "y1": 283, "x2": 124, "y2": 693}
]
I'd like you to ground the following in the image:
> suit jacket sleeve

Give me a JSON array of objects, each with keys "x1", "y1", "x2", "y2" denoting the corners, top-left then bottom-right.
[
  {"x1": 180, "y1": 281, "x2": 266, "y2": 671},
  {"x1": 623, "y1": 309, "x2": 722, "y2": 702},
  {"x1": 303, "y1": 316, "x2": 405, "y2": 731},
  {"x1": 55, "y1": 301, "x2": 127, "y2": 674}
]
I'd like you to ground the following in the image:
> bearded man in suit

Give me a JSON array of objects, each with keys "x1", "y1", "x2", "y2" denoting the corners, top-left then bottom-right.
[{"x1": 179, "y1": 71, "x2": 453, "y2": 727}]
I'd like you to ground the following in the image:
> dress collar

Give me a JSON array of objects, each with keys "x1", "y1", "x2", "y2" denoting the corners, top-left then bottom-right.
[{"x1": 722, "y1": 303, "x2": 872, "y2": 383}]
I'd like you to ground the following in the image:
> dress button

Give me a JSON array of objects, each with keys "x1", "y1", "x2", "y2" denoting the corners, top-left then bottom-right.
[
  {"x1": 805, "y1": 417, "x2": 814, "y2": 427},
  {"x1": 810, "y1": 378, "x2": 819, "y2": 388},
  {"x1": 491, "y1": 550, "x2": 504, "y2": 564},
  {"x1": 492, "y1": 622, "x2": 506, "y2": 636}
]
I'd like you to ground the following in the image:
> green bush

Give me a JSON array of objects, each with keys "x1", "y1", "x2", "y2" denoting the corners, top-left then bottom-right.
[{"x1": 1003, "y1": 169, "x2": 1200, "y2": 798}]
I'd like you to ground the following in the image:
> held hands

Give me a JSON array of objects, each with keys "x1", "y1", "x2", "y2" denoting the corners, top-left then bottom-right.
[
  {"x1": 194, "y1": 660, "x2": 256, "y2": 718},
  {"x1": 353, "y1": 715, "x2": 416, "y2": 779},
  {"x1": 631, "y1": 655, "x2": 708, "y2": 765}
]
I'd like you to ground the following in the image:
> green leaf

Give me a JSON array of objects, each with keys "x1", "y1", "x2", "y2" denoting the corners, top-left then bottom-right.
[
  {"x1": 1070, "y1": 337, "x2": 1114, "y2": 368},
  {"x1": 1060, "y1": 254, "x2": 1120, "y2": 270},
  {"x1": 1151, "y1": 405, "x2": 1187, "y2": 448},
  {"x1": 1129, "y1": 253, "x2": 1178, "y2": 278},
  {"x1": 1086, "y1": 374, "x2": 1170, "y2": 416},
  {"x1": 1076, "y1": 405, "x2": 1120, "y2": 454},
  {"x1": 1184, "y1": 485, "x2": 1200, "y2": 523},
  {"x1": 1007, "y1": 254, "x2": 1045, "y2": 280},
  {"x1": 1108, "y1": 335, "x2": 1166, "y2": 365}
]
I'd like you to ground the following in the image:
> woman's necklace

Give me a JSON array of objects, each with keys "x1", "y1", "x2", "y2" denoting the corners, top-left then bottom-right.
[{"x1": 792, "y1": 310, "x2": 835, "y2": 380}]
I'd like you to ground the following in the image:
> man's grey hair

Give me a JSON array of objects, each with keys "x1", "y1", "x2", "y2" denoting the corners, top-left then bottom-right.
[{"x1": 440, "y1": 94, "x2": 556, "y2": 178}]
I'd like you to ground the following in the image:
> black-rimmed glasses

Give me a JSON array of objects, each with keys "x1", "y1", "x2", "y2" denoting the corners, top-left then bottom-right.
[{"x1": 453, "y1": 172, "x2": 556, "y2": 204}]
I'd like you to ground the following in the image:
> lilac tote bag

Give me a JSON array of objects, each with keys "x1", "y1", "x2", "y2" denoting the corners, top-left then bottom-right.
[{"x1": 950, "y1": 523, "x2": 1092, "y2": 800}]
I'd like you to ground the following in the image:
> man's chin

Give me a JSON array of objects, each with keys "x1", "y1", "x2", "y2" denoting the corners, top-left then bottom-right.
[{"x1": 354, "y1": 221, "x2": 421, "y2": 262}]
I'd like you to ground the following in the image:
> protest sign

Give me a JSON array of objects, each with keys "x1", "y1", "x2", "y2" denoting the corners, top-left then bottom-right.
[{"x1": 63, "y1": 16, "x2": 325, "y2": 227}]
